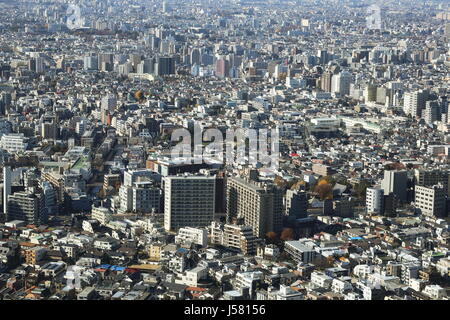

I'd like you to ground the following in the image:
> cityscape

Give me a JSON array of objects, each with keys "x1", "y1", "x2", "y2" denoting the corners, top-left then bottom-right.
[{"x1": 0, "y1": 0, "x2": 449, "y2": 303}]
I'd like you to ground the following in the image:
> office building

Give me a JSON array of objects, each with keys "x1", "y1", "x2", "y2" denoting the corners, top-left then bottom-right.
[{"x1": 0, "y1": 133, "x2": 28, "y2": 154}]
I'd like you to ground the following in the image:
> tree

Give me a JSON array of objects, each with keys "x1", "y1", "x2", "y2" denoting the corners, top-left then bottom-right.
[
  {"x1": 280, "y1": 228, "x2": 294, "y2": 241},
  {"x1": 266, "y1": 232, "x2": 278, "y2": 244},
  {"x1": 315, "y1": 179, "x2": 333, "y2": 200},
  {"x1": 134, "y1": 90, "x2": 144, "y2": 101},
  {"x1": 274, "y1": 176, "x2": 288, "y2": 188},
  {"x1": 290, "y1": 179, "x2": 306, "y2": 191}
]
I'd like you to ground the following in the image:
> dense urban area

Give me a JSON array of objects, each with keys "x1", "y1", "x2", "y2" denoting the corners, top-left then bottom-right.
[{"x1": 0, "y1": 0, "x2": 449, "y2": 301}]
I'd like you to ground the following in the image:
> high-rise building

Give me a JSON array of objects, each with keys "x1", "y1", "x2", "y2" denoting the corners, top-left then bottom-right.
[
  {"x1": 226, "y1": 177, "x2": 283, "y2": 238},
  {"x1": 156, "y1": 56, "x2": 176, "y2": 76},
  {"x1": 98, "y1": 53, "x2": 114, "y2": 72},
  {"x1": 162, "y1": 1, "x2": 171, "y2": 13},
  {"x1": 84, "y1": 54, "x2": 99, "y2": 71},
  {"x1": 3, "y1": 166, "x2": 11, "y2": 215},
  {"x1": 190, "y1": 48, "x2": 201, "y2": 66},
  {"x1": 331, "y1": 71, "x2": 352, "y2": 96},
  {"x1": 445, "y1": 24, "x2": 450, "y2": 38},
  {"x1": 320, "y1": 71, "x2": 333, "y2": 92},
  {"x1": 285, "y1": 189, "x2": 308, "y2": 219},
  {"x1": 119, "y1": 181, "x2": 161, "y2": 214},
  {"x1": 364, "y1": 84, "x2": 378, "y2": 102},
  {"x1": 415, "y1": 185, "x2": 447, "y2": 218},
  {"x1": 0, "y1": 133, "x2": 29, "y2": 153},
  {"x1": 163, "y1": 175, "x2": 216, "y2": 231},
  {"x1": 422, "y1": 101, "x2": 441, "y2": 124},
  {"x1": 40, "y1": 114, "x2": 58, "y2": 140},
  {"x1": 381, "y1": 170, "x2": 408, "y2": 203},
  {"x1": 317, "y1": 50, "x2": 329, "y2": 65},
  {"x1": 101, "y1": 94, "x2": 117, "y2": 125},
  {"x1": 403, "y1": 90, "x2": 429, "y2": 117},
  {"x1": 366, "y1": 188, "x2": 384, "y2": 214},
  {"x1": 7, "y1": 190, "x2": 46, "y2": 225},
  {"x1": 216, "y1": 58, "x2": 230, "y2": 79}
]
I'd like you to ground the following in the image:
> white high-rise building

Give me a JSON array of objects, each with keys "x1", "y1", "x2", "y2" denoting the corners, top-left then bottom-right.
[
  {"x1": 163, "y1": 175, "x2": 216, "y2": 232},
  {"x1": 415, "y1": 185, "x2": 446, "y2": 217},
  {"x1": 366, "y1": 188, "x2": 384, "y2": 214},
  {"x1": 332, "y1": 71, "x2": 352, "y2": 96},
  {"x1": 403, "y1": 90, "x2": 428, "y2": 117},
  {"x1": 3, "y1": 166, "x2": 11, "y2": 215}
]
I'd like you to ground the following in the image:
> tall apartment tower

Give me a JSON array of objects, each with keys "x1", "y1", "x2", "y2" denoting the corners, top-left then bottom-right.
[
  {"x1": 422, "y1": 101, "x2": 441, "y2": 124},
  {"x1": 285, "y1": 189, "x2": 308, "y2": 219},
  {"x1": 156, "y1": 56, "x2": 176, "y2": 76},
  {"x1": 3, "y1": 166, "x2": 11, "y2": 215},
  {"x1": 445, "y1": 24, "x2": 450, "y2": 38},
  {"x1": 101, "y1": 94, "x2": 117, "y2": 125},
  {"x1": 366, "y1": 187, "x2": 384, "y2": 214},
  {"x1": 320, "y1": 71, "x2": 333, "y2": 92},
  {"x1": 403, "y1": 90, "x2": 429, "y2": 118},
  {"x1": 331, "y1": 71, "x2": 352, "y2": 96},
  {"x1": 216, "y1": 58, "x2": 230, "y2": 79},
  {"x1": 7, "y1": 190, "x2": 46, "y2": 225},
  {"x1": 226, "y1": 177, "x2": 283, "y2": 238},
  {"x1": 414, "y1": 185, "x2": 447, "y2": 218},
  {"x1": 163, "y1": 175, "x2": 216, "y2": 231},
  {"x1": 381, "y1": 170, "x2": 408, "y2": 203}
]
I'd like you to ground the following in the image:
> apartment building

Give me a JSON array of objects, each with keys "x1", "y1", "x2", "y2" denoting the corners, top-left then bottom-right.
[
  {"x1": 175, "y1": 227, "x2": 208, "y2": 247},
  {"x1": 210, "y1": 221, "x2": 257, "y2": 255},
  {"x1": 226, "y1": 177, "x2": 283, "y2": 238},
  {"x1": 163, "y1": 175, "x2": 216, "y2": 231},
  {"x1": 414, "y1": 185, "x2": 447, "y2": 217}
]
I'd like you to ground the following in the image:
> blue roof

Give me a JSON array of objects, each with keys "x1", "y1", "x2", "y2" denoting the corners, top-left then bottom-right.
[
  {"x1": 349, "y1": 237, "x2": 363, "y2": 240},
  {"x1": 98, "y1": 264, "x2": 111, "y2": 269},
  {"x1": 110, "y1": 266, "x2": 126, "y2": 271}
]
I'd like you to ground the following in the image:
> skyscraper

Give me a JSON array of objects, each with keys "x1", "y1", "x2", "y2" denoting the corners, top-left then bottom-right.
[{"x1": 403, "y1": 90, "x2": 429, "y2": 118}]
